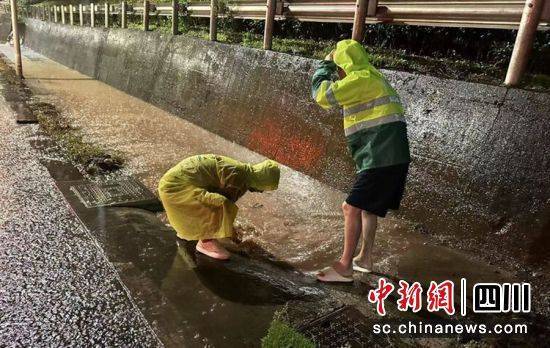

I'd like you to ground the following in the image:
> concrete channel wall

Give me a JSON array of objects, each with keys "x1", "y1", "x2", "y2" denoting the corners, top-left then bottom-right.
[{"x1": 21, "y1": 19, "x2": 550, "y2": 259}]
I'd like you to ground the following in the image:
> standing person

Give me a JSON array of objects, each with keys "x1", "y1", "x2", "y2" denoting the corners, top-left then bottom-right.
[
  {"x1": 311, "y1": 40, "x2": 411, "y2": 282},
  {"x1": 158, "y1": 154, "x2": 280, "y2": 260}
]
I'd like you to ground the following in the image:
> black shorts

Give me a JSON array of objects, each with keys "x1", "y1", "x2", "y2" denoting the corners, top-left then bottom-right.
[{"x1": 345, "y1": 163, "x2": 409, "y2": 217}]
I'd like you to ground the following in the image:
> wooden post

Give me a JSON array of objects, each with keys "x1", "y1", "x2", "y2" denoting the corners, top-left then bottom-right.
[
  {"x1": 121, "y1": 2, "x2": 127, "y2": 29},
  {"x1": 143, "y1": 0, "x2": 150, "y2": 31},
  {"x1": 61, "y1": 5, "x2": 65, "y2": 24},
  {"x1": 90, "y1": 3, "x2": 95, "y2": 27},
  {"x1": 351, "y1": 0, "x2": 368, "y2": 42},
  {"x1": 105, "y1": 3, "x2": 109, "y2": 27},
  {"x1": 9, "y1": 0, "x2": 22, "y2": 78},
  {"x1": 505, "y1": 0, "x2": 544, "y2": 86},
  {"x1": 54, "y1": 5, "x2": 58, "y2": 22},
  {"x1": 69, "y1": 5, "x2": 74, "y2": 25},
  {"x1": 209, "y1": 0, "x2": 217, "y2": 41},
  {"x1": 263, "y1": 0, "x2": 276, "y2": 50},
  {"x1": 171, "y1": 0, "x2": 178, "y2": 35},
  {"x1": 79, "y1": 4, "x2": 83, "y2": 26}
]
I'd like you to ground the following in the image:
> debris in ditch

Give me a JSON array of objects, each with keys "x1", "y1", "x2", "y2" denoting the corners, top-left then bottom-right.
[
  {"x1": 84, "y1": 155, "x2": 122, "y2": 174},
  {"x1": 30, "y1": 99, "x2": 125, "y2": 175}
]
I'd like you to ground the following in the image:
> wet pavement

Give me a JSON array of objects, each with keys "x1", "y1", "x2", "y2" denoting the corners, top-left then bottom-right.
[
  {"x1": 0, "y1": 44, "x2": 512, "y2": 276},
  {"x1": 1, "y1": 44, "x2": 548, "y2": 346},
  {"x1": 0, "y1": 87, "x2": 160, "y2": 345},
  {"x1": 41, "y1": 157, "x2": 325, "y2": 347}
]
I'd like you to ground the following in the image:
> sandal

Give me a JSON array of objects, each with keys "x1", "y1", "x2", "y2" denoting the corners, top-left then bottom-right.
[
  {"x1": 196, "y1": 241, "x2": 230, "y2": 260},
  {"x1": 352, "y1": 259, "x2": 372, "y2": 273},
  {"x1": 317, "y1": 266, "x2": 353, "y2": 283}
]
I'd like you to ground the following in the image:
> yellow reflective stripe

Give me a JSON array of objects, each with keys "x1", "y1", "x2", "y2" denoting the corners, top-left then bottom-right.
[
  {"x1": 315, "y1": 81, "x2": 339, "y2": 110},
  {"x1": 344, "y1": 114, "x2": 405, "y2": 136},
  {"x1": 343, "y1": 103, "x2": 404, "y2": 129},
  {"x1": 343, "y1": 95, "x2": 401, "y2": 117}
]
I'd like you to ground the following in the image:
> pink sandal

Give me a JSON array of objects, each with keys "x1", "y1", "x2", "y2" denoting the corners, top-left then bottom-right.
[{"x1": 196, "y1": 242, "x2": 230, "y2": 260}]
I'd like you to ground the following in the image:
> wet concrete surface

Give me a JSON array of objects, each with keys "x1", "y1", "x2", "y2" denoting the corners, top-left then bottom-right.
[
  {"x1": 0, "y1": 92, "x2": 160, "y2": 345},
  {"x1": 43, "y1": 157, "x2": 324, "y2": 347},
  {"x1": 21, "y1": 19, "x2": 550, "y2": 276},
  {"x1": 0, "y1": 56, "x2": 36, "y2": 123},
  {"x1": 1, "y1": 45, "x2": 548, "y2": 345}
]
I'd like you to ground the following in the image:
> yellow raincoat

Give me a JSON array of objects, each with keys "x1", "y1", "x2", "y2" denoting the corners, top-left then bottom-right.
[{"x1": 158, "y1": 154, "x2": 280, "y2": 240}]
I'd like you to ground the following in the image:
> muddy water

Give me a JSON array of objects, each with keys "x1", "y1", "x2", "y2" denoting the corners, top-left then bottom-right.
[
  {"x1": 32, "y1": 146, "x2": 322, "y2": 347},
  {"x1": 6, "y1": 46, "x2": 529, "y2": 275},
  {"x1": 8, "y1": 45, "x2": 550, "y2": 320}
]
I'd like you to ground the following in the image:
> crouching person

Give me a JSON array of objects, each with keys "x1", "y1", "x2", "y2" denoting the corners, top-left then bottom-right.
[{"x1": 158, "y1": 154, "x2": 280, "y2": 260}]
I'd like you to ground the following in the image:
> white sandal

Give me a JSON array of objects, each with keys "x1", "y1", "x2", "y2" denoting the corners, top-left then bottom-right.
[
  {"x1": 352, "y1": 259, "x2": 372, "y2": 273},
  {"x1": 317, "y1": 266, "x2": 354, "y2": 283}
]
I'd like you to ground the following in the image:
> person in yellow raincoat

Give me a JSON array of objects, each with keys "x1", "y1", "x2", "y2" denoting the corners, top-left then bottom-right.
[{"x1": 158, "y1": 154, "x2": 280, "y2": 260}]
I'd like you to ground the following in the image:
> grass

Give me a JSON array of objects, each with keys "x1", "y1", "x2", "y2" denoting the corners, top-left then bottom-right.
[
  {"x1": 121, "y1": 17, "x2": 550, "y2": 90},
  {"x1": 0, "y1": 54, "x2": 123, "y2": 173},
  {"x1": 261, "y1": 320, "x2": 314, "y2": 348},
  {"x1": 33, "y1": 102, "x2": 124, "y2": 173}
]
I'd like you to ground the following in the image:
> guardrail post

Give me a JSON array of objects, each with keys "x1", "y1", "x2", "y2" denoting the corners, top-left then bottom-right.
[
  {"x1": 61, "y1": 5, "x2": 66, "y2": 24},
  {"x1": 120, "y1": 1, "x2": 128, "y2": 29},
  {"x1": 105, "y1": 2, "x2": 109, "y2": 27},
  {"x1": 90, "y1": 3, "x2": 95, "y2": 27},
  {"x1": 263, "y1": 0, "x2": 276, "y2": 50},
  {"x1": 69, "y1": 5, "x2": 74, "y2": 25},
  {"x1": 352, "y1": 0, "x2": 367, "y2": 41},
  {"x1": 505, "y1": 0, "x2": 544, "y2": 86},
  {"x1": 367, "y1": 0, "x2": 378, "y2": 17},
  {"x1": 79, "y1": 4, "x2": 83, "y2": 26},
  {"x1": 121, "y1": 2, "x2": 127, "y2": 28},
  {"x1": 172, "y1": 0, "x2": 179, "y2": 35},
  {"x1": 9, "y1": 0, "x2": 22, "y2": 77},
  {"x1": 143, "y1": 0, "x2": 150, "y2": 31},
  {"x1": 209, "y1": 0, "x2": 218, "y2": 41},
  {"x1": 54, "y1": 5, "x2": 58, "y2": 22}
]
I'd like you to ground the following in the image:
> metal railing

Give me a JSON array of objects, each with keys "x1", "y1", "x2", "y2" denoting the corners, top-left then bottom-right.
[
  {"x1": 187, "y1": 0, "x2": 550, "y2": 30},
  {"x1": 18, "y1": 1, "x2": 550, "y2": 29},
  {"x1": 6, "y1": 0, "x2": 550, "y2": 85}
]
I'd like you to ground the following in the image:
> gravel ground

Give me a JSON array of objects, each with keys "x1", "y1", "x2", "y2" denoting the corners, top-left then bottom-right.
[{"x1": 0, "y1": 98, "x2": 161, "y2": 345}]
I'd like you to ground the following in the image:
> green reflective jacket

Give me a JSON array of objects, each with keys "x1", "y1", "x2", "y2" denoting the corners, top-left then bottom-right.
[
  {"x1": 158, "y1": 154, "x2": 280, "y2": 240},
  {"x1": 312, "y1": 40, "x2": 410, "y2": 172}
]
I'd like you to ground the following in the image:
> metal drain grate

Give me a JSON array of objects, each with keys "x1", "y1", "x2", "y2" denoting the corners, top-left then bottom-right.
[
  {"x1": 298, "y1": 305, "x2": 374, "y2": 347},
  {"x1": 70, "y1": 177, "x2": 156, "y2": 208}
]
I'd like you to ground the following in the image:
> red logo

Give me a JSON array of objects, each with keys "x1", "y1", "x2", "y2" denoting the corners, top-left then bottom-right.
[
  {"x1": 368, "y1": 278, "x2": 395, "y2": 316},
  {"x1": 397, "y1": 280, "x2": 423, "y2": 313},
  {"x1": 427, "y1": 280, "x2": 455, "y2": 315}
]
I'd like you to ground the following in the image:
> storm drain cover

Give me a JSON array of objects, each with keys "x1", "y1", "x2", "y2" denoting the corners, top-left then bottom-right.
[
  {"x1": 70, "y1": 177, "x2": 157, "y2": 208},
  {"x1": 298, "y1": 305, "x2": 374, "y2": 347}
]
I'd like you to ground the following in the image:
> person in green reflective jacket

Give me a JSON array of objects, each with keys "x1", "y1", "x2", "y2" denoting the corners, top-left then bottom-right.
[
  {"x1": 312, "y1": 39, "x2": 411, "y2": 282},
  {"x1": 158, "y1": 154, "x2": 280, "y2": 260}
]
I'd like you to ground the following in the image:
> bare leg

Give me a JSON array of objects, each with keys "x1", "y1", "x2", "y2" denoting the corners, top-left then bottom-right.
[
  {"x1": 354, "y1": 212, "x2": 377, "y2": 270},
  {"x1": 319, "y1": 202, "x2": 362, "y2": 278}
]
